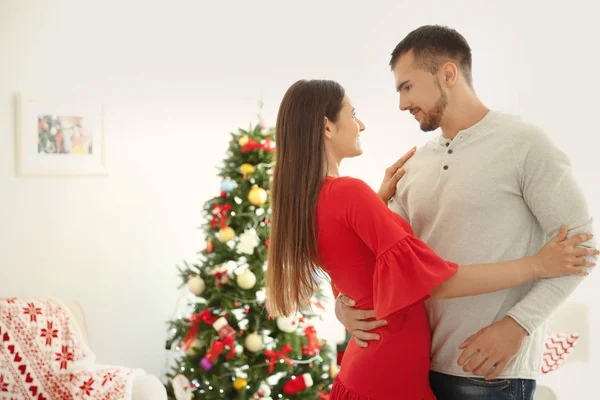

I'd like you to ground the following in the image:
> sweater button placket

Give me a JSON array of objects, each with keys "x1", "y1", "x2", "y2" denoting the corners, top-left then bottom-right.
[{"x1": 444, "y1": 142, "x2": 452, "y2": 170}]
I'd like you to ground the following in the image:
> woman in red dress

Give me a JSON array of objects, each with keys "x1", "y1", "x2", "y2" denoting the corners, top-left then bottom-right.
[{"x1": 265, "y1": 80, "x2": 595, "y2": 400}]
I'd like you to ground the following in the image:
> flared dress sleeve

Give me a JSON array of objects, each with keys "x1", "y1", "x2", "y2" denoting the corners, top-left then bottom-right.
[{"x1": 332, "y1": 177, "x2": 458, "y2": 319}]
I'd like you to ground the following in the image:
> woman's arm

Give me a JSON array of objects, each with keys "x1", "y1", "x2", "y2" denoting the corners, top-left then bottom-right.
[{"x1": 430, "y1": 227, "x2": 596, "y2": 299}]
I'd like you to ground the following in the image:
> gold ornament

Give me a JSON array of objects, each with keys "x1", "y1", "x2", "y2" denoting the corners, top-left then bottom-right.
[
  {"x1": 240, "y1": 163, "x2": 255, "y2": 176},
  {"x1": 218, "y1": 227, "x2": 235, "y2": 242},
  {"x1": 239, "y1": 135, "x2": 249, "y2": 147},
  {"x1": 186, "y1": 275, "x2": 205, "y2": 296},
  {"x1": 186, "y1": 338, "x2": 203, "y2": 356},
  {"x1": 236, "y1": 269, "x2": 257, "y2": 290},
  {"x1": 233, "y1": 377, "x2": 248, "y2": 390},
  {"x1": 244, "y1": 332, "x2": 263, "y2": 352},
  {"x1": 248, "y1": 185, "x2": 267, "y2": 206},
  {"x1": 330, "y1": 362, "x2": 339, "y2": 378}
]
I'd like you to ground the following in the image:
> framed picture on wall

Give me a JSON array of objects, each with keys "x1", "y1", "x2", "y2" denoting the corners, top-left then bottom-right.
[{"x1": 15, "y1": 94, "x2": 106, "y2": 177}]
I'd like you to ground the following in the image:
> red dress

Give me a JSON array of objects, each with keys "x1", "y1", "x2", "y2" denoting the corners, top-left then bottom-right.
[{"x1": 317, "y1": 176, "x2": 458, "y2": 400}]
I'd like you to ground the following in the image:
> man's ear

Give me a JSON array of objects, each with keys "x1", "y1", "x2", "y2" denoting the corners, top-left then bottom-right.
[{"x1": 440, "y1": 61, "x2": 458, "y2": 88}]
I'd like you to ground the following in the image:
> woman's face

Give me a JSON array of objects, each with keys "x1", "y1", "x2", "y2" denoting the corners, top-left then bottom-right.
[{"x1": 325, "y1": 96, "x2": 366, "y2": 160}]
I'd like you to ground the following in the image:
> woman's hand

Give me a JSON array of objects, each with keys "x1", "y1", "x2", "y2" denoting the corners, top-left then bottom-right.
[
  {"x1": 377, "y1": 146, "x2": 416, "y2": 203},
  {"x1": 532, "y1": 225, "x2": 598, "y2": 278}
]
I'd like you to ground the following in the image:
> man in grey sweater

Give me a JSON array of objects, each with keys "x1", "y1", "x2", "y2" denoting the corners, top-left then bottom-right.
[{"x1": 335, "y1": 25, "x2": 596, "y2": 399}]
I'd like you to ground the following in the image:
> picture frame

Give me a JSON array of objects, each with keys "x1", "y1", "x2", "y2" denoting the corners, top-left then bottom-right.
[{"x1": 15, "y1": 94, "x2": 107, "y2": 177}]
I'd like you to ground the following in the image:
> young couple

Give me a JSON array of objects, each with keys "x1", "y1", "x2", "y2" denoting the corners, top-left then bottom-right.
[{"x1": 266, "y1": 25, "x2": 597, "y2": 400}]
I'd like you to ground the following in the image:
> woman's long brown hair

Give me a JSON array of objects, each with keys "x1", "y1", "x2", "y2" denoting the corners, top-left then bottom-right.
[{"x1": 266, "y1": 79, "x2": 345, "y2": 317}]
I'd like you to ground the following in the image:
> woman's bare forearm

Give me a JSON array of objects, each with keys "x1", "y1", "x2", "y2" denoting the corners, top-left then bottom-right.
[{"x1": 430, "y1": 257, "x2": 538, "y2": 299}]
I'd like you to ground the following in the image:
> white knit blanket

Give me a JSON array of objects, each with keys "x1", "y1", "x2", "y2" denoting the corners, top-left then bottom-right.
[{"x1": 0, "y1": 297, "x2": 142, "y2": 400}]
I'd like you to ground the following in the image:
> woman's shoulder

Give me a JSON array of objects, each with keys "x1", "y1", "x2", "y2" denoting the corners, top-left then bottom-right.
[
  {"x1": 328, "y1": 176, "x2": 374, "y2": 194},
  {"x1": 324, "y1": 176, "x2": 383, "y2": 210}
]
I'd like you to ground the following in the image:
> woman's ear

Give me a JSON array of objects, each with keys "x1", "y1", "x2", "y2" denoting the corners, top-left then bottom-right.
[{"x1": 324, "y1": 117, "x2": 334, "y2": 140}]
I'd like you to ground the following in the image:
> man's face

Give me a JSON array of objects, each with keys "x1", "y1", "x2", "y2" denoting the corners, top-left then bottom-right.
[{"x1": 393, "y1": 50, "x2": 448, "y2": 132}]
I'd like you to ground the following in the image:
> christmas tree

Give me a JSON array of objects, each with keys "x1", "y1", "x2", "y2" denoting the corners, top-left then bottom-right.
[{"x1": 164, "y1": 104, "x2": 337, "y2": 400}]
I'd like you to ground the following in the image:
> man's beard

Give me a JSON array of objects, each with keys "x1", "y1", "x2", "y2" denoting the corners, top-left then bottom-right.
[{"x1": 420, "y1": 83, "x2": 448, "y2": 132}]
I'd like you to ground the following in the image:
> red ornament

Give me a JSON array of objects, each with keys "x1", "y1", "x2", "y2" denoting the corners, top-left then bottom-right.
[
  {"x1": 212, "y1": 266, "x2": 230, "y2": 286},
  {"x1": 210, "y1": 204, "x2": 233, "y2": 229},
  {"x1": 244, "y1": 306, "x2": 250, "y2": 313},
  {"x1": 181, "y1": 311, "x2": 236, "y2": 359},
  {"x1": 200, "y1": 340, "x2": 225, "y2": 370},
  {"x1": 265, "y1": 238, "x2": 270, "y2": 248},
  {"x1": 264, "y1": 344, "x2": 294, "y2": 373},
  {"x1": 240, "y1": 137, "x2": 275, "y2": 153},
  {"x1": 206, "y1": 240, "x2": 213, "y2": 253},
  {"x1": 206, "y1": 341, "x2": 224, "y2": 361},
  {"x1": 220, "y1": 191, "x2": 227, "y2": 198},
  {"x1": 234, "y1": 301, "x2": 240, "y2": 307},
  {"x1": 283, "y1": 373, "x2": 313, "y2": 395},
  {"x1": 302, "y1": 325, "x2": 323, "y2": 356}
]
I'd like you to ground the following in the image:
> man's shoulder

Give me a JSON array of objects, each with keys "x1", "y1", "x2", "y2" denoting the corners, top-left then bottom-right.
[{"x1": 491, "y1": 110, "x2": 550, "y2": 145}]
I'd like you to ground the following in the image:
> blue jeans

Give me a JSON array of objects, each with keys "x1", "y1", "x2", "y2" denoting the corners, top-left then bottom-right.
[{"x1": 429, "y1": 371, "x2": 536, "y2": 400}]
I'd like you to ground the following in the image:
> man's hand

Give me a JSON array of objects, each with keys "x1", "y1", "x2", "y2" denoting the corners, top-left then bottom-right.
[
  {"x1": 335, "y1": 294, "x2": 387, "y2": 348},
  {"x1": 457, "y1": 316, "x2": 528, "y2": 380},
  {"x1": 377, "y1": 147, "x2": 416, "y2": 203}
]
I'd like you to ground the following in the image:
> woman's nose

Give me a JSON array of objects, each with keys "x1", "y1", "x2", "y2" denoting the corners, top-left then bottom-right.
[{"x1": 358, "y1": 118, "x2": 366, "y2": 131}]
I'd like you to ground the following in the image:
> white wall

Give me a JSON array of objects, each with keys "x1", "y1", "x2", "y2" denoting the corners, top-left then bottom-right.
[{"x1": 0, "y1": 0, "x2": 597, "y2": 397}]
